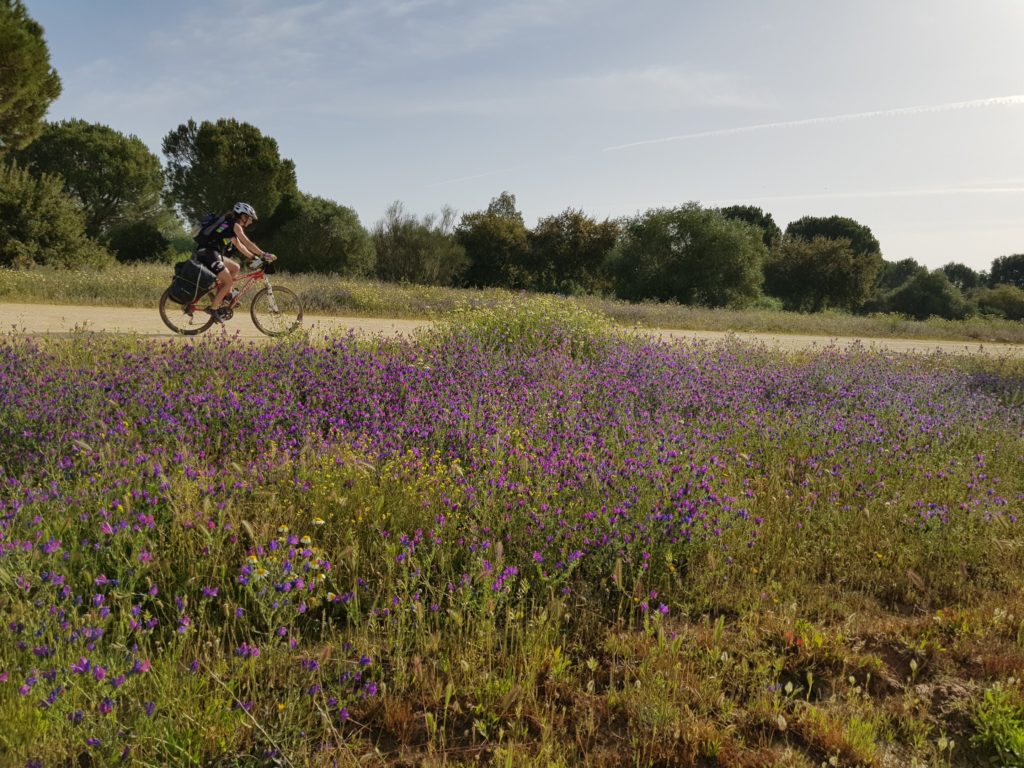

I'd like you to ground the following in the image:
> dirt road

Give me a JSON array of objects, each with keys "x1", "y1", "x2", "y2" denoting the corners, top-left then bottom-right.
[{"x1": 2, "y1": 301, "x2": 1023, "y2": 356}]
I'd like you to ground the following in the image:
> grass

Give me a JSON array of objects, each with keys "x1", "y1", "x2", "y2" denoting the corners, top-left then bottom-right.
[
  {"x1": 2, "y1": 261, "x2": 1024, "y2": 344},
  {"x1": 1, "y1": 301, "x2": 1024, "y2": 766}
]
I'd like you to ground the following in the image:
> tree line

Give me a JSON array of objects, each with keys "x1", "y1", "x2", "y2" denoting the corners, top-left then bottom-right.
[{"x1": 3, "y1": 0, "x2": 1023, "y2": 321}]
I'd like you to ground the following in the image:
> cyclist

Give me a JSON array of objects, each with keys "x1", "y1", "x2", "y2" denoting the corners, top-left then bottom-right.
[{"x1": 195, "y1": 202, "x2": 276, "y2": 321}]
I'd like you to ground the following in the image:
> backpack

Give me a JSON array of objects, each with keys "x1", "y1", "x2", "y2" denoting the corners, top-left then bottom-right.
[
  {"x1": 167, "y1": 258, "x2": 217, "y2": 304},
  {"x1": 192, "y1": 213, "x2": 227, "y2": 249}
]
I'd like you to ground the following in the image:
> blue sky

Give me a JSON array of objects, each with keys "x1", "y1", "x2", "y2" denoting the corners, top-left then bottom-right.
[{"x1": 26, "y1": 0, "x2": 1024, "y2": 271}]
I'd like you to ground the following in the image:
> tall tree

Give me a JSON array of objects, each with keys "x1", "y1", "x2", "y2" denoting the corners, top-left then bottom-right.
[
  {"x1": 940, "y1": 262, "x2": 983, "y2": 292},
  {"x1": 0, "y1": 0, "x2": 61, "y2": 156},
  {"x1": 527, "y1": 208, "x2": 620, "y2": 294},
  {"x1": 0, "y1": 163, "x2": 110, "y2": 268},
  {"x1": 786, "y1": 215, "x2": 881, "y2": 258},
  {"x1": 606, "y1": 203, "x2": 765, "y2": 307},
  {"x1": 12, "y1": 119, "x2": 164, "y2": 237},
  {"x1": 372, "y1": 201, "x2": 468, "y2": 286},
  {"x1": 162, "y1": 118, "x2": 297, "y2": 223},
  {"x1": 718, "y1": 205, "x2": 782, "y2": 249},
  {"x1": 776, "y1": 214, "x2": 884, "y2": 312},
  {"x1": 456, "y1": 192, "x2": 530, "y2": 287},
  {"x1": 989, "y1": 254, "x2": 1024, "y2": 289},
  {"x1": 765, "y1": 236, "x2": 880, "y2": 312},
  {"x1": 875, "y1": 258, "x2": 926, "y2": 292}
]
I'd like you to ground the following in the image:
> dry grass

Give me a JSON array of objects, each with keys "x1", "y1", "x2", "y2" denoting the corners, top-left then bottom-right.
[{"x1": 2, "y1": 261, "x2": 1024, "y2": 343}]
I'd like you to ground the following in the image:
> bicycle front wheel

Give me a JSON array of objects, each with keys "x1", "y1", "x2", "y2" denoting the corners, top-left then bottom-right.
[
  {"x1": 250, "y1": 286, "x2": 303, "y2": 336},
  {"x1": 159, "y1": 287, "x2": 216, "y2": 335}
]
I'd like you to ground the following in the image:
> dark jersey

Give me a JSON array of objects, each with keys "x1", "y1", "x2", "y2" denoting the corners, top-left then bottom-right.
[{"x1": 208, "y1": 215, "x2": 239, "y2": 255}]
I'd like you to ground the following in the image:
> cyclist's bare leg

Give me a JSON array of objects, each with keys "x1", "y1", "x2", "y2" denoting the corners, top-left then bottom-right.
[{"x1": 210, "y1": 258, "x2": 240, "y2": 308}]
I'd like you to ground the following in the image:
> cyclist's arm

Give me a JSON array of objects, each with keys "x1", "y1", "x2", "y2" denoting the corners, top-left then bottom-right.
[{"x1": 232, "y1": 222, "x2": 268, "y2": 260}]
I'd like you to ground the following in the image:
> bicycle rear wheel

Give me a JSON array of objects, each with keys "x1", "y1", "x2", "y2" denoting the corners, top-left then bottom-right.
[
  {"x1": 250, "y1": 286, "x2": 303, "y2": 336},
  {"x1": 159, "y1": 288, "x2": 216, "y2": 335}
]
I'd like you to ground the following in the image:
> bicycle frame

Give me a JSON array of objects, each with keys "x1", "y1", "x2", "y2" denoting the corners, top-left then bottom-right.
[
  {"x1": 216, "y1": 264, "x2": 269, "y2": 313},
  {"x1": 185, "y1": 262, "x2": 277, "y2": 315},
  {"x1": 161, "y1": 256, "x2": 303, "y2": 336}
]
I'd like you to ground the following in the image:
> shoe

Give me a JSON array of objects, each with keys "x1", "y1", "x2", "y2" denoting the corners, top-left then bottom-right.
[{"x1": 205, "y1": 307, "x2": 226, "y2": 324}]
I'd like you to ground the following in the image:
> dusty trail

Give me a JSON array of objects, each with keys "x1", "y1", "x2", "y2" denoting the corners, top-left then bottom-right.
[{"x1": 1, "y1": 301, "x2": 1023, "y2": 356}]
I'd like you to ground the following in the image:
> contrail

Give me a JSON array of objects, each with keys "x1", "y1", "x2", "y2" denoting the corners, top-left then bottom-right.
[
  {"x1": 602, "y1": 94, "x2": 1024, "y2": 152},
  {"x1": 707, "y1": 184, "x2": 1024, "y2": 207}
]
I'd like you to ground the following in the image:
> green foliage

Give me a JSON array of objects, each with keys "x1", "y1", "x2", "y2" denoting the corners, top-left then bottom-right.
[
  {"x1": 456, "y1": 191, "x2": 530, "y2": 287},
  {"x1": 718, "y1": 204, "x2": 782, "y2": 248},
  {"x1": 527, "y1": 208, "x2": 620, "y2": 294},
  {"x1": 0, "y1": 162, "x2": 111, "y2": 268},
  {"x1": 971, "y1": 682, "x2": 1024, "y2": 766},
  {"x1": 990, "y1": 253, "x2": 1024, "y2": 289},
  {"x1": 430, "y1": 294, "x2": 614, "y2": 357},
  {"x1": 11, "y1": 119, "x2": 164, "y2": 237},
  {"x1": 263, "y1": 192, "x2": 374, "y2": 275},
  {"x1": 162, "y1": 118, "x2": 298, "y2": 223},
  {"x1": 882, "y1": 269, "x2": 970, "y2": 320},
  {"x1": 765, "y1": 235, "x2": 881, "y2": 312},
  {"x1": 974, "y1": 283, "x2": 1024, "y2": 320},
  {"x1": 606, "y1": 202, "x2": 766, "y2": 307},
  {"x1": 874, "y1": 258, "x2": 926, "y2": 293},
  {"x1": 372, "y1": 201, "x2": 468, "y2": 285},
  {"x1": 785, "y1": 214, "x2": 882, "y2": 258},
  {"x1": 942, "y1": 261, "x2": 983, "y2": 292},
  {"x1": 0, "y1": 0, "x2": 61, "y2": 156},
  {"x1": 106, "y1": 220, "x2": 173, "y2": 263}
]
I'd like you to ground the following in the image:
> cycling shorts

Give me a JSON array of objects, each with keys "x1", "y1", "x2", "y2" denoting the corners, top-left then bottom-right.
[{"x1": 195, "y1": 248, "x2": 227, "y2": 275}]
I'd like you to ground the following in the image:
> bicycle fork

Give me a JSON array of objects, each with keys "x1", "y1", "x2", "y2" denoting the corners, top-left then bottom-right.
[{"x1": 263, "y1": 279, "x2": 281, "y2": 313}]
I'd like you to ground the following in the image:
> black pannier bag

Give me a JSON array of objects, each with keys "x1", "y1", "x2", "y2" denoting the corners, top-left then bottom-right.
[{"x1": 167, "y1": 259, "x2": 217, "y2": 304}]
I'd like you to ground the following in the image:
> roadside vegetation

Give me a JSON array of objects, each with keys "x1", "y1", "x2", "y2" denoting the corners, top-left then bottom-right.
[
  {"x1": 2, "y1": 262, "x2": 1024, "y2": 345},
  {"x1": 4, "y1": 0, "x2": 1024, "y2": 348},
  {"x1": 2, "y1": 302, "x2": 1024, "y2": 766}
]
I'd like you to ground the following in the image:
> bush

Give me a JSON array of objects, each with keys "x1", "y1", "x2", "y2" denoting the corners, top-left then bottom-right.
[
  {"x1": 264, "y1": 193, "x2": 374, "y2": 275},
  {"x1": 372, "y1": 202, "x2": 468, "y2": 286},
  {"x1": 607, "y1": 203, "x2": 765, "y2": 308},
  {"x1": 429, "y1": 294, "x2": 615, "y2": 358},
  {"x1": 883, "y1": 270, "x2": 970, "y2": 320},
  {"x1": 105, "y1": 220, "x2": 173, "y2": 263},
  {"x1": 0, "y1": 162, "x2": 111, "y2": 268},
  {"x1": 975, "y1": 284, "x2": 1024, "y2": 321}
]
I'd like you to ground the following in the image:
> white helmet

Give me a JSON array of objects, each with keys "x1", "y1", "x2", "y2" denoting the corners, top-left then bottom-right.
[{"x1": 233, "y1": 202, "x2": 258, "y2": 220}]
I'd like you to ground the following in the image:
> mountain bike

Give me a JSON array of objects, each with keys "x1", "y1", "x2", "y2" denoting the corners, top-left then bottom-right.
[{"x1": 159, "y1": 256, "x2": 304, "y2": 337}]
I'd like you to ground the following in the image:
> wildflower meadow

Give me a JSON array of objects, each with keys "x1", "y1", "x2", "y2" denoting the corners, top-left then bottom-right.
[{"x1": 2, "y1": 301, "x2": 1023, "y2": 767}]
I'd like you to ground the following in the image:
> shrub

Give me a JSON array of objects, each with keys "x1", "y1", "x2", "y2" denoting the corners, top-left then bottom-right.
[
  {"x1": 372, "y1": 201, "x2": 468, "y2": 286},
  {"x1": 105, "y1": 221, "x2": 173, "y2": 263},
  {"x1": 883, "y1": 270, "x2": 970, "y2": 320},
  {"x1": 975, "y1": 284, "x2": 1024, "y2": 321},
  {"x1": 429, "y1": 294, "x2": 615, "y2": 358},
  {"x1": 607, "y1": 203, "x2": 765, "y2": 308},
  {"x1": 264, "y1": 193, "x2": 374, "y2": 275},
  {"x1": 972, "y1": 682, "x2": 1024, "y2": 766},
  {"x1": 0, "y1": 162, "x2": 111, "y2": 268}
]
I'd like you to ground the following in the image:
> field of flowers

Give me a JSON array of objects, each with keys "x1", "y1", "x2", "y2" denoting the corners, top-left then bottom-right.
[{"x1": 2, "y1": 303, "x2": 1024, "y2": 767}]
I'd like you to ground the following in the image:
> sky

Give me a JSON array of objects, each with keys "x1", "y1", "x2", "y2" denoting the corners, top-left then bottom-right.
[{"x1": 24, "y1": 0, "x2": 1024, "y2": 272}]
